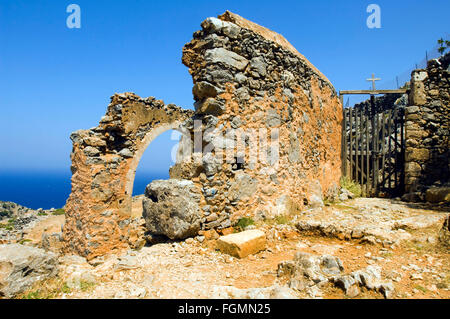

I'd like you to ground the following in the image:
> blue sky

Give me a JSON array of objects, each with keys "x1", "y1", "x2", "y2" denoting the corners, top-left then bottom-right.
[{"x1": 1, "y1": 0, "x2": 449, "y2": 175}]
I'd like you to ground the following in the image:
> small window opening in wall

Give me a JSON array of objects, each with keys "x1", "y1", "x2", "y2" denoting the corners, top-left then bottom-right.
[
  {"x1": 232, "y1": 157, "x2": 245, "y2": 170},
  {"x1": 149, "y1": 193, "x2": 158, "y2": 203}
]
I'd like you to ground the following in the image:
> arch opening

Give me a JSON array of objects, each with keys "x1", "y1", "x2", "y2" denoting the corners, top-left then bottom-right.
[{"x1": 129, "y1": 129, "x2": 183, "y2": 217}]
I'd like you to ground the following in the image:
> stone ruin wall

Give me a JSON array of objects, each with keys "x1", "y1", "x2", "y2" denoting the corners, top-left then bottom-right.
[
  {"x1": 63, "y1": 93, "x2": 193, "y2": 258},
  {"x1": 63, "y1": 11, "x2": 343, "y2": 259},
  {"x1": 404, "y1": 53, "x2": 450, "y2": 201},
  {"x1": 174, "y1": 11, "x2": 342, "y2": 231}
]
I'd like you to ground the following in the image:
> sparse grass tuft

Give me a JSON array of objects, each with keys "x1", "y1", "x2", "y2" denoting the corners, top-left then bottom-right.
[
  {"x1": 0, "y1": 222, "x2": 13, "y2": 231},
  {"x1": 80, "y1": 280, "x2": 96, "y2": 292},
  {"x1": 17, "y1": 277, "x2": 97, "y2": 299},
  {"x1": 19, "y1": 280, "x2": 65, "y2": 299},
  {"x1": 262, "y1": 214, "x2": 293, "y2": 226},
  {"x1": 274, "y1": 214, "x2": 290, "y2": 225},
  {"x1": 52, "y1": 208, "x2": 65, "y2": 216},
  {"x1": 37, "y1": 212, "x2": 48, "y2": 216},
  {"x1": 414, "y1": 285, "x2": 427, "y2": 293},
  {"x1": 234, "y1": 217, "x2": 255, "y2": 232},
  {"x1": 340, "y1": 176, "x2": 362, "y2": 198}
]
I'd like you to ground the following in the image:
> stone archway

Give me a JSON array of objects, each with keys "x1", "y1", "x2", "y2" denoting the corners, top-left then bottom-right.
[
  {"x1": 63, "y1": 93, "x2": 193, "y2": 259},
  {"x1": 124, "y1": 124, "x2": 182, "y2": 203}
]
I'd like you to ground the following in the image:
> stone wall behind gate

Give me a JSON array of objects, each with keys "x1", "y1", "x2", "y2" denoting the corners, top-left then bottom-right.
[{"x1": 404, "y1": 53, "x2": 450, "y2": 202}]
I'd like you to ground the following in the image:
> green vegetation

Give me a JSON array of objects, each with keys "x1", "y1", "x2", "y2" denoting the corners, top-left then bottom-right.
[
  {"x1": 262, "y1": 214, "x2": 294, "y2": 227},
  {"x1": 414, "y1": 285, "x2": 427, "y2": 293},
  {"x1": 0, "y1": 223, "x2": 13, "y2": 231},
  {"x1": 0, "y1": 217, "x2": 16, "y2": 231},
  {"x1": 80, "y1": 280, "x2": 96, "y2": 292},
  {"x1": 234, "y1": 217, "x2": 255, "y2": 232},
  {"x1": 52, "y1": 208, "x2": 65, "y2": 216},
  {"x1": 340, "y1": 176, "x2": 362, "y2": 198},
  {"x1": 37, "y1": 212, "x2": 48, "y2": 216},
  {"x1": 437, "y1": 38, "x2": 450, "y2": 55},
  {"x1": 273, "y1": 214, "x2": 290, "y2": 225},
  {"x1": 0, "y1": 210, "x2": 10, "y2": 218},
  {"x1": 19, "y1": 278, "x2": 96, "y2": 299}
]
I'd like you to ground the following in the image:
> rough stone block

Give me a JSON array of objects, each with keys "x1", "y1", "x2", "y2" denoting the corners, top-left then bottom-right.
[
  {"x1": 425, "y1": 187, "x2": 450, "y2": 203},
  {"x1": 205, "y1": 48, "x2": 249, "y2": 71},
  {"x1": 406, "y1": 148, "x2": 430, "y2": 162},
  {"x1": 216, "y1": 229, "x2": 266, "y2": 258},
  {"x1": 0, "y1": 244, "x2": 58, "y2": 298}
]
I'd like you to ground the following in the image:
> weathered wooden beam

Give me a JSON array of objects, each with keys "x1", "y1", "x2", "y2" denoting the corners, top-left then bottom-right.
[{"x1": 339, "y1": 89, "x2": 407, "y2": 95}]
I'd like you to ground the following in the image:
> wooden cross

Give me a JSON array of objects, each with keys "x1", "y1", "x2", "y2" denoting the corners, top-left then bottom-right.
[{"x1": 366, "y1": 73, "x2": 381, "y2": 91}]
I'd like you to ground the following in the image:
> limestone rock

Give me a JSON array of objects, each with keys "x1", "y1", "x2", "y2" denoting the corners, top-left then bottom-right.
[
  {"x1": 41, "y1": 232, "x2": 63, "y2": 254},
  {"x1": 142, "y1": 179, "x2": 202, "y2": 240},
  {"x1": 205, "y1": 48, "x2": 249, "y2": 71},
  {"x1": 278, "y1": 252, "x2": 344, "y2": 286},
  {"x1": 249, "y1": 56, "x2": 267, "y2": 77},
  {"x1": 303, "y1": 180, "x2": 324, "y2": 208},
  {"x1": 211, "y1": 284, "x2": 297, "y2": 299},
  {"x1": 201, "y1": 17, "x2": 241, "y2": 39},
  {"x1": 202, "y1": 152, "x2": 221, "y2": 176},
  {"x1": 227, "y1": 172, "x2": 258, "y2": 202},
  {"x1": 216, "y1": 229, "x2": 266, "y2": 258},
  {"x1": 195, "y1": 98, "x2": 225, "y2": 115},
  {"x1": 425, "y1": 187, "x2": 450, "y2": 203},
  {"x1": 192, "y1": 81, "x2": 222, "y2": 100},
  {"x1": 0, "y1": 244, "x2": 58, "y2": 298}
]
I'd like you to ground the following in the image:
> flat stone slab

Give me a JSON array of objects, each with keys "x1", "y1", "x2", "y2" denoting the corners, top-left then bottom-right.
[
  {"x1": 294, "y1": 198, "x2": 449, "y2": 245},
  {"x1": 216, "y1": 229, "x2": 266, "y2": 258}
]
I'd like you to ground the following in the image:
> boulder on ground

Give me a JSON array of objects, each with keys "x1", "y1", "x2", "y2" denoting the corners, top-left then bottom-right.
[
  {"x1": 0, "y1": 244, "x2": 58, "y2": 298},
  {"x1": 425, "y1": 187, "x2": 450, "y2": 203},
  {"x1": 142, "y1": 179, "x2": 202, "y2": 240},
  {"x1": 216, "y1": 229, "x2": 266, "y2": 258},
  {"x1": 277, "y1": 252, "x2": 394, "y2": 298}
]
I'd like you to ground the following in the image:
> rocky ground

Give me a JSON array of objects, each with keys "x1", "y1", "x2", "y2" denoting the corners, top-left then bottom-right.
[
  {"x1": 0, "y1": 201, "x2": 65, "y2": 246},
  {"x1": 0, "y1": 197, "x2": 448, "y2": 299}
]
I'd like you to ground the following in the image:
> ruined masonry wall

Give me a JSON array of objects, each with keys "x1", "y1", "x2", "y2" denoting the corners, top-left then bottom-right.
[
  {"x1": 63, "y1": 11, "x2": 343, "y2": 259},
  {"x1": 176, "y1": 11, "x2": 342, "y2": 231},
  {"x1": 63, "y1": 93, "x2": 193, "y2": 258},
  {"x1": 405, "y1": 53, "x2": 450, "y2": 199}
]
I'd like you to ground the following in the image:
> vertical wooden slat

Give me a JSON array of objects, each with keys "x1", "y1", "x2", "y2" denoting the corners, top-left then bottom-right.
[
  {"x1": 360, "y1": 108, "x2": 364, "y2": 187},
  {"x1": 394, "y1": 110, "x2": 399, "y2": 192},
  {"x1": 365, "y1": 106, "x2": 370, "y2": 196},
  {"x1": 387, "y1": 109, "x2": 392, "y2": 192},
  {"x1": 355, "y1": 108, "x2": 359, "y2": 184},
  {"x1": 381, "y1": 110, "x2": 386, "y2": 194},
  {"x1": 370, "y1": 96, "x2": 376, "y2": 196},
  {"x1": 374, "y1": 107, "x2": 379, "y2": 196},
  {"x1": 349, "y1": 107, "x2": 353, "y2": 180}
]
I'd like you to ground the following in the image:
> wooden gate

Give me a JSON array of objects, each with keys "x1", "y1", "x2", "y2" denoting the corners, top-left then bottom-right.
[{"x1": 341, "y1": 92, "x2": 406, "y2": 197}]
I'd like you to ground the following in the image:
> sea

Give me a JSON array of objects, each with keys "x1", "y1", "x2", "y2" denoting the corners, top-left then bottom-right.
[{"x1": 0, "y1": 170, "x2": 167, "y2": 210}]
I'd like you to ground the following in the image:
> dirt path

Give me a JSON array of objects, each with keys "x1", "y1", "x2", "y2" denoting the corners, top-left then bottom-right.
[{"x1": 18, "y1": 198, "x2": 450, "y2": 299}]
